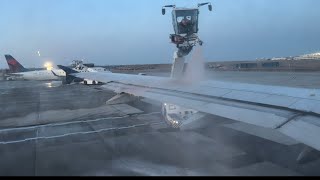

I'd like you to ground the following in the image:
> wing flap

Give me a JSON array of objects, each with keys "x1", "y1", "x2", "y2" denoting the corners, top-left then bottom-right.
[
  {"x1": 280, "y1": 115, "x2": 320, "y2": 150},
  {"x1": 289, "y1": 99, "x2": 320, "y2": 114},
  {"x1": 200, "y1": 103, "x2": 288, "y2": 128}
]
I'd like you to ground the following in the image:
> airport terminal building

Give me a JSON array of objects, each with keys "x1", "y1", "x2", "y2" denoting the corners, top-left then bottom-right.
[{"x1": 208, "y1": 52, "x2": 320, "y2": 71}]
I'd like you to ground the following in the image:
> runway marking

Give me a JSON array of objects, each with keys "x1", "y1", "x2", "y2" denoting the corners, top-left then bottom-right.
[
  {"x1": 0, "y1": 121, "x2": 166, "y2": 145},
  {"x1": 0, "y1": 112, "x2": 161, "y2": 133}
]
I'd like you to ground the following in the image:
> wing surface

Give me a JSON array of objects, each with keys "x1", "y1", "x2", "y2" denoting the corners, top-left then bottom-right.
[{"x1": 73, "y1": 71, "x2": 320, "y2": 151}]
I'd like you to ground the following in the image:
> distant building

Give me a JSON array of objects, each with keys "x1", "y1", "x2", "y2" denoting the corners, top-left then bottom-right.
[
  {"x1": 295, "y1": 52, "x2": 320, "y2": 60},
  {"x1": 271, "y1": 57, "x2": 287, "y2": 61}
]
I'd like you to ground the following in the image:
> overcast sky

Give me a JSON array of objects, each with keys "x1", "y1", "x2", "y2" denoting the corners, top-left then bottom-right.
[{"x1": 0, "y1": 0, "x2": 320, "y2": 68}]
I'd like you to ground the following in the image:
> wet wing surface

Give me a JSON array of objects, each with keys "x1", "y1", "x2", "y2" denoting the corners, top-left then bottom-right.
[{"x1": 0, "y1": 80, "x2": 319, "y2": 175}]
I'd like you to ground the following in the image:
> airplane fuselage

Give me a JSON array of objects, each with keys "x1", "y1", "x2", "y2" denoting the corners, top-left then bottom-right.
[{"x1": 10, "y1": 69, "x2": 66, "y2": 81}]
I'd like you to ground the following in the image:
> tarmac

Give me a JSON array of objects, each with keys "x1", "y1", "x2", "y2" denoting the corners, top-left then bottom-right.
[{"x1": 0, "y1": 70, "x2": 320, "y2": 176}]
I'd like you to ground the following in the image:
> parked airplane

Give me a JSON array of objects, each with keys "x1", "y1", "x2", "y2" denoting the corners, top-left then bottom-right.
[
  {"x1": 52, "y1": 60, "x2": 110, "y2": 85},
  {"x1": 4, "y1": 55, "x2": 109, "y2": 82},
  {"x1": 4, "y1": 55, "x2": 65, "y2": 81}
]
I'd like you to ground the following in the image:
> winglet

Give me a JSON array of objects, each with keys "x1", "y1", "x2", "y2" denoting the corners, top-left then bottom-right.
[
  {"x1": 57, "y1": 65, "x2": 79, "y2": 74},
  {"x1": 57, "y1": 65, "x2": 82, "y2": 84},
  {"x1": 51, "y1": 70, "x2": 59, "y2": 77}
]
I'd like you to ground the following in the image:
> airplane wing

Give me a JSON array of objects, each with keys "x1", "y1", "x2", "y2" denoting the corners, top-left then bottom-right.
[{"x1": 63, "y1": 68, "x2": 320, "y2": 151}]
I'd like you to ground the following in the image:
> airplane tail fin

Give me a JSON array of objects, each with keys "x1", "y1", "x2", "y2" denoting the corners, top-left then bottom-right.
[
  {"x1": 4, "y1": 55, "x2": 28, "y2": 73},
  {"x1": 57, "y1": 65, "x2": 82, "y2": 84}
]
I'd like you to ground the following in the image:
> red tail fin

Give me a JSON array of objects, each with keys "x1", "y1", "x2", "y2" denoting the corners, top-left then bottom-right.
[{"x1": 4, "y1": 55, "x2": 28, "y2": 73}]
